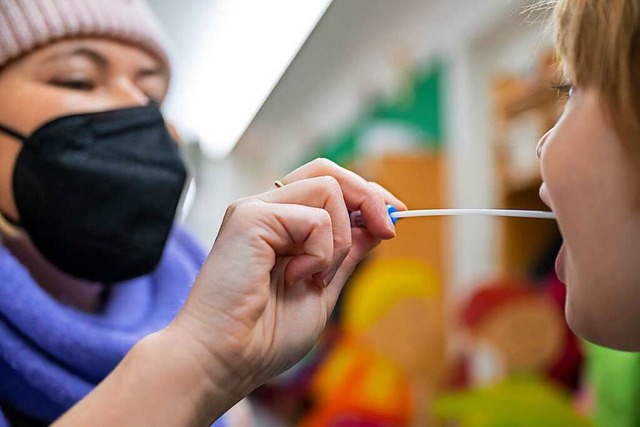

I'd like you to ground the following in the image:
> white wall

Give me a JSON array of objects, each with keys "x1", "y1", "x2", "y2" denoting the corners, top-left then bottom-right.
[
  {"x1": 148, "y1": 0, "x2": 218, "y2": 126},
  {"x1": 149, "y1": 0, "x2": 278, "y2": 248},
  {"x1": 448, "y1": 6, "x2": 552, "y2": 294}
]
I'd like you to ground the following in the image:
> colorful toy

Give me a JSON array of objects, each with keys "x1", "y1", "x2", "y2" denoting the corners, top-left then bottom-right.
[
  {"x1": 436, "y1": 279, "x2": 593, "y2": 427},
  {"x1": 300, "y1": 258, "x2": 444, "y2": 426}
]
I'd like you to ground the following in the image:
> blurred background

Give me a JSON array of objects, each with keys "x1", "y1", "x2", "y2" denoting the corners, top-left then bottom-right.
[{"x1": 149, "y1": 1, "x2": 639, "y2": 426}]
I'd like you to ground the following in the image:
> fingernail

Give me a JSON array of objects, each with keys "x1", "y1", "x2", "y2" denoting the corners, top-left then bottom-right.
[
  {"x1": 387, "y1": 214, "x2": 396, "y2": 234},
  {"x1": 385, "y1": 205, "x2": 398, "y2": 234}
]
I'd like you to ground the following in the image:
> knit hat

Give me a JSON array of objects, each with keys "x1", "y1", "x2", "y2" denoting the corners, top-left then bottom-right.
[{"x1": 0, "y1": 0, "x2": 170, "y2": 70}]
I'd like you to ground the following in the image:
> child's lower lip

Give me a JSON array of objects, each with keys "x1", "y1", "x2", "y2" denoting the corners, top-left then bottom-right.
[{"x1": 555, "y1": 243, "x2": 567, "y2": 282}]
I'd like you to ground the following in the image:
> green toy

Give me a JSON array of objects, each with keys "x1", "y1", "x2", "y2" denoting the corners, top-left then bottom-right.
[
  {"x1": 585, "y1": 343, "x2": 640, "y2": 427},
  {"x1": 434, "y1": 374, "x2": 594, "y2": 427}
]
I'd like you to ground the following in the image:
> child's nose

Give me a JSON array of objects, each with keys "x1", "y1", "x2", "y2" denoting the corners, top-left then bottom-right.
[{"x1": 536, "y1": 127, "x2": 554, "y2": 159}]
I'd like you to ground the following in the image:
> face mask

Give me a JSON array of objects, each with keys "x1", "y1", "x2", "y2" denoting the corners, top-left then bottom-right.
[{"x1": 0, "y1": 103, "x2": 187, "y2": 284}]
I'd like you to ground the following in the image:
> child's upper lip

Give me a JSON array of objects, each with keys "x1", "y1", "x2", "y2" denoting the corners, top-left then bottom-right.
[{"x1": 539, "y1": 183, "x2": 552, "y2": 209}]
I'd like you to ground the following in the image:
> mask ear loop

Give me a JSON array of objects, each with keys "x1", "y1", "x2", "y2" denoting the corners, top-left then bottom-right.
[
  {"x1": 0, "y1": 212, "x2": 21, "y2": 239},
  {"x1": 0, "y1": 123, "x2": 27, "y2": 143},
  {"x1": 0, "y1": 124, "x2": 26, "y2": 236}
]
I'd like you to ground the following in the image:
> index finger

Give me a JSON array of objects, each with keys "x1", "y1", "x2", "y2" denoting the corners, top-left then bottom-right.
[{"x1": 281, "y1": 159, "x2": 407, "y2": 239}]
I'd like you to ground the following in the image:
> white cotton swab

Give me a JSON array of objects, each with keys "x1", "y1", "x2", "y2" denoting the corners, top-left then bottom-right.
[
  {"x1": 349, "y1": 206, "x2": 555, "y2": 227},
  {"x1": 391, "y1": 209, "x2": 556, "y2": 220}
]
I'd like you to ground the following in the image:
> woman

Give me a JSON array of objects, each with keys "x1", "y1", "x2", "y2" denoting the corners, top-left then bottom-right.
[{"x1": 0, "y1": 0, "x2": 405, "y2": 425}]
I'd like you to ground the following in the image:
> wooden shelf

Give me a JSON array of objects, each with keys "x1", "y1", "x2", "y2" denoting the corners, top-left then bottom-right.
[
  {"x1": 505, "y1": 165, "x2": 543, "y2": 195},
  {"x1": 500, "y1": 82, "x2": 560, "y2": 119},
  {"x1": 499, "y1": 185, "x2": 559, "y2": 274}
]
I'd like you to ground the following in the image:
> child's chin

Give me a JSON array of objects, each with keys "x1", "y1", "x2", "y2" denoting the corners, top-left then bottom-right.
[
  {"x1": 563, "y1": 296, "x2": 596, "y2": 345},
  {"x1": 566, "y1": 303, "x2": 640, "y2": 351}
]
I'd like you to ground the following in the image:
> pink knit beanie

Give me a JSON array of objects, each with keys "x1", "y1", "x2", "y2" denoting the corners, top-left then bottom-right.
[{"x1": 0, "y1": 0, "x2": 170, "y2": 70}]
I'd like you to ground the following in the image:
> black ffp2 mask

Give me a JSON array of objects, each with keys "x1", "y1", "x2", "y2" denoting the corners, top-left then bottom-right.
[{"x1": 0, "y1": 103, "x2": 187, "y2": 284}]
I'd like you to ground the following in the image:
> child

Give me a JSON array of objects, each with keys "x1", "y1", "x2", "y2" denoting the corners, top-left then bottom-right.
[{"x1": 537, "y1": 0, "x2": 640, "y2": 352}]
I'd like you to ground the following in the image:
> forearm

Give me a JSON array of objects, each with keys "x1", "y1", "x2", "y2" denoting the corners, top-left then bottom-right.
[{"x1": 52, "y1": 327, "x2": 242, "y2": 427}]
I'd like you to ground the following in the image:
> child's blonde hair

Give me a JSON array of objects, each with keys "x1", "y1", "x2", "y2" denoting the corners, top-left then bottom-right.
[{"x1": 549, "y1": 0, "x2": 640, "y2": 139}]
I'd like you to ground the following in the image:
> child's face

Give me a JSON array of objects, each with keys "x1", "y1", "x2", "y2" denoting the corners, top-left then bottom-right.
[{"x1": 538, "y1": 85, "x2": 640, "y2": 351}]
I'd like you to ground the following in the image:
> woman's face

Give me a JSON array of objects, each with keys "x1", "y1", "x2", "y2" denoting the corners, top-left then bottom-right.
[
  {"x1": 538, "y1": 83, "x2": 640, "y2": 351},
  {"x1": 0, "y1": 38, "x2": 169, "y2": 221}
]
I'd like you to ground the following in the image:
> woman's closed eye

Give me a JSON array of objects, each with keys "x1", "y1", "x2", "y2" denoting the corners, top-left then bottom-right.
[{"x1": 48, "y1": 77, "x2": 96, "y2": 91}]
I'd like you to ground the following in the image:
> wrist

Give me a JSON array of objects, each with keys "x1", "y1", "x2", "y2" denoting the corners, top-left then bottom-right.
[
  {"x1": 160, "y1": 313, "x2": 256, "y2": 401},
  {"x1": 134, "y1": 326, "x2": 247, "y2": 421},
  {"x1": 54, "y1": 325, "x2": 245, "y2": 426}
]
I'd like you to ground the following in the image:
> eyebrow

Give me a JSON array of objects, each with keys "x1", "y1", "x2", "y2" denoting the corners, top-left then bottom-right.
[
  {"x1": 44, "y1": 47, "x2": 108, "y2": 68},
  {"x1": 136, "y1": 66, "x2": 167, "y2": 79},
  {"x1": 43, "y1": 46, "x2": 167, "y2": 78}
]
